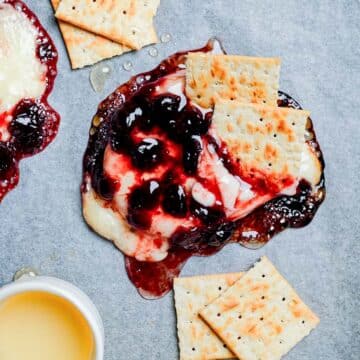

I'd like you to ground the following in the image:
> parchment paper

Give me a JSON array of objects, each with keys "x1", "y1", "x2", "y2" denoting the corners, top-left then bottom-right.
[{"x1": 0, "y1": 1, "x2": 359, "y2": 359}]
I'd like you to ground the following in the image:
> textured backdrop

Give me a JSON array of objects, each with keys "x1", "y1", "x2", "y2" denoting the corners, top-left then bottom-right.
[{"x1": 0, "y1": 1, "x2": 359, "y2": 359}]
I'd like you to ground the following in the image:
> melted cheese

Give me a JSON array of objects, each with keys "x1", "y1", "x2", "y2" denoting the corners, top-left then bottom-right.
[
  {"x1": 0, "y1": 4, "x2": 46, "y2": 115},
  {"x1": 83, "y1": 69, "x2": 322, "y2": 262},
  {"x1": 192, "y1": 182, "x2": 216, "y2": 207},
  {"x1": 300, "y1": 144, "x2": 322, "y2": 185},
  {"x1": 82, "y1": 180, "x2": 169, "y2": 262}
]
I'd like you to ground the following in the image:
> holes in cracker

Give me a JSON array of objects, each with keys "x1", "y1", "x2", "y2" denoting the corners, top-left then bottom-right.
[
  {"x1": 282, "y1": 297, "x2": 286, "y2": 301},
  {"x1": 302, "y1": 320, "x2": 305, "y2": 324},
  {"x1": 273, "y1": 133, "x2": 277, "y2": 138},
  {"x1": 268, "y1": 162, "x2": 272, "y2": 167},
  {"x1": 197, "y1": 94, "x2": 201, "y2": 99},
  {"x1": 292, "y1": 122, "x2": 296, "y2": 126},
  {"x1": 217, "y1": 313, "x2": 221, "y2": 317},
  {"x1": 192, "y1": 347, "x2": 196, "y2": 351},
  {"x1": 72, "y1": 6, "x2": 76, "y2": 10},
  {"x1": 218, "y1": 286, "x2": 222, "y2": 291},
  {"x1": 223, "y1": 344, "x2": 227, "y2": 348},
  {"x1": 123, "y1": 10, "x2": 127, "y2": 14},
  {"x1": 260, "y1": 317, "x2": 264, "y2": 321},
  {"x1": 259, "y1": 118, "x2": 263, "y2": 122},
  {"x1": 238, "y1": 314, "x2": 242, "y2": 319},
  {"x1": 237, "y1": 336, "x2": 242, "y2": 340},
  {"x1": 262, "y1": 274, "x2": 266, "y2": 278},
  {"x1": 261, "y1": 296, "x2": 265, "y2": 300}
]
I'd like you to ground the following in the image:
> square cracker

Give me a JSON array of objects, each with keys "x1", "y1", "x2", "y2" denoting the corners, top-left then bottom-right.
[
  {"x1": 174, "y1": 273, "x2": 243, "y2": 360},
  {"x1": 186, "y1": 53, "x2": 280, "y2": 108},
  {"x1": 51, "y1": 0, "x2": 131, "y2": 69},
  {"x1": 200, "y1": 257, "x2": 320, "y2": 360},
  {"x1": 211, "y1": 101, "x2": 309, "y2": 187},
  {"x1": 55, "y1": 0, "x2": 160, "y2": 50}
]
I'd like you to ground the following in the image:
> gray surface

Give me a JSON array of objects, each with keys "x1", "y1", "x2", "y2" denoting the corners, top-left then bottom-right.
[{"x1": 0, "y1": 0, "x2": 359, "y2": 359}]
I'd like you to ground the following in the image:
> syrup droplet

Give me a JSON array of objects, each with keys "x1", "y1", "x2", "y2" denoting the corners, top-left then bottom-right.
[
  {"x1": 161, "y1": 33, "x2": 172, "y2": 43},
  {"x1": 90, "y1": 63, "x2": 113, "y2": 93},
  {"x1": 136, "y1": 75, "x2": 145, "y2": 85},
  {"x1": 148, "y1": 47, "x2": 158, "y2": 57},
  {"x1": 123, "y1": 61, "x2": 133, "y2": 71},
  {"x1": 92, "y1": 115, "x2": 102, "y2": 127},
  {"x1": 13, "y1": 267, "x2": 38, "y2": 281}
]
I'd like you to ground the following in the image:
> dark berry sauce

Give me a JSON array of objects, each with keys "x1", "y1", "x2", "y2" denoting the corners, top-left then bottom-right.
[
  {"x1": 82, "y1": 39, "x2": 325, "y2": 299},
  {"x1": 0, "y1": 0, "x2": 59, "y2": 201}
]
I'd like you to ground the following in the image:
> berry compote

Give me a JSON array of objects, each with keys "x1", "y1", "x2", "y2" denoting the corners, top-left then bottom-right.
[{"x1": 82, "y1": 39, "x2": 325, "y2": 299}]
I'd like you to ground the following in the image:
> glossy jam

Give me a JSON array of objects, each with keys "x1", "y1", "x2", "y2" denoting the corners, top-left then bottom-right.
[
  {"x1": 0, "y1": 0, "x2": 59, "y2": 201},
  {"x1": 82, "y1": 39, "x2": 325, "y2": 298}
]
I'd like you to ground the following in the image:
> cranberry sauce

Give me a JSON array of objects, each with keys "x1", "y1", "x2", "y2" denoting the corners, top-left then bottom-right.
[
  {"x1": 0, "y1": 1, "x2": 60, "y2": 201},
  {"x1": 82, "y1": 39, "x2": 325, "y2": 298}
]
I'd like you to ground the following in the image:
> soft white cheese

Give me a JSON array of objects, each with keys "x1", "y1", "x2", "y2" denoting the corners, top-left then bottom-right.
[
  {"x1": 0, "y1": 4, "x2": 46, "y2": 115},
  {"x1": 237, "y1": 177, "x2": 255, "y2": 201},
  {"x1": 213, "y1": 157, "x2": 241, "y2": 210},
  {"x1": 300, "y1": 144, "x2": 322, "y2": 186},
  {"x1": 192, "y1": 182, "x2": 216, "y2": 207}
]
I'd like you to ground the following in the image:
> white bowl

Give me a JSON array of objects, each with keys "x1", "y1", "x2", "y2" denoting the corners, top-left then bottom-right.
[{"x1": 0, "y1": 272, "x2": 104, "y2": 360}]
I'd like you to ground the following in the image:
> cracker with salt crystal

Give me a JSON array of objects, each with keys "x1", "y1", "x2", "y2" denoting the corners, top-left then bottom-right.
[
  {"x1": 55, "y1": 0, "x2": 160, "y2": 50},
  {"x1": 186, "y1": 54, "x2": 280, "y2": 108},
  {"x1": 51, "y1": 0, "x2": 131, "y2": 69},
  {"x1": 212, "y1": 101, "x2": 309, "y2": 188},
  {"x1": 174, "y1": 273, "x2": 243, "y2": 360},
  {"x1": 200, "y1": 257, "x2": 319, "y2": 360}
]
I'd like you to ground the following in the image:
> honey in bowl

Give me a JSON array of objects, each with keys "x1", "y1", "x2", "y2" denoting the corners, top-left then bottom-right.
[{"x1": 0, "y1": 291, "x2": 95, "y2": 360}]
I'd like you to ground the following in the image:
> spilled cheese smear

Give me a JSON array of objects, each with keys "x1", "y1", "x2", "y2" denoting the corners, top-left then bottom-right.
[{"x1": 0, "y1": 3, "x2": 46, "y2": 115}]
